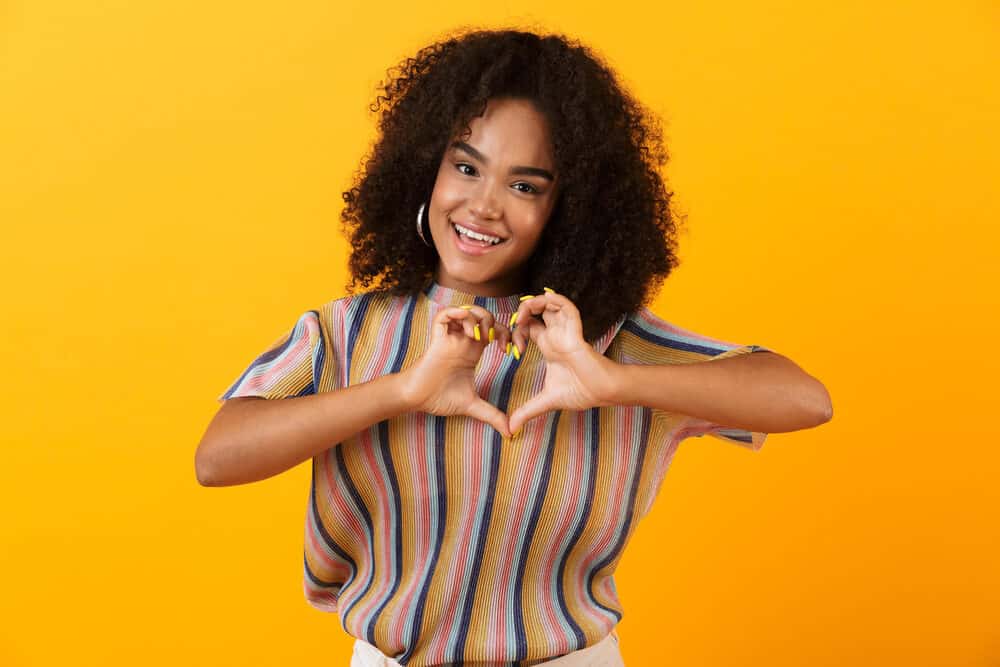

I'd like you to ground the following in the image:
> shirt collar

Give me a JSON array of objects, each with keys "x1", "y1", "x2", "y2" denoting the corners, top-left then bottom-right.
[
  {"x1": 420, "y1": 280, "x2": 628, "y2": 355},
  {"x1": 422, "y1": 280, "x2": 524, "y2": 315}
]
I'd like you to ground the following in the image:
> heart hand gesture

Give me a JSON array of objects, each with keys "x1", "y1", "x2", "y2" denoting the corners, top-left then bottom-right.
[
  {"x1": 401, "y1": 304, "x2": 515, "y2": 438},
  {"x1": 506, "y1": 289, "x2": 621, "y2": 435}
]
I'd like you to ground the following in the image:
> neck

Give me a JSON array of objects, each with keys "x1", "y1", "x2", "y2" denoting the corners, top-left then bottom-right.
[
  {"x1": 432, "y1": 269, "x2": 525, "y2": 298},
  {"x1": 424, "y1": 278, "x2": 523, "y2": 315}
]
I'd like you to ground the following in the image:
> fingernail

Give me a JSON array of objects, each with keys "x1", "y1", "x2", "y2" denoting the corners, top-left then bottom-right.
[
  {"x1": 509, "y1": 312, "x2": 519, "y2": 327},
  {"x1": 512, "y1": 344, "x2": 521, "y2": 360},
  {"x1": 506, "y1": 342, "x2": 511, "y2": 355},
  {"x1": 460, "y1": 304, "x2": 474, "y2": 310},
  {"x1": 474, "y1": 324, "x2": 481, "y2": 341},
  {"x1": 543, "y1": 287, "x2": 555, "y2": 294},
  {"x1": 519, "y1": 294, "x2": 535, "y2": 302},
  {"x1": 488, "y1": 326, "x2": 495, "y2": 343}
]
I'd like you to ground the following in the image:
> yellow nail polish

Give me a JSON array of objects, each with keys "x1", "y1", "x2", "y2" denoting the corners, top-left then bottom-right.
[
  {"x1": 512, "y1": 344, "x2": 521, "y2": 360},
  {"x1": 488, "y1": 326, "x2": 495, "y2": 342},
  {"x1": 506, "y1": 342, "x2": 511, "y2": 355},
  {"x1": 543, "y1": 286, "x2": 555, "y2": 294},
  {"x1": 519, "y1": 294, "x2": 535, "y2": 302},
  {"x1": 474, "y1": 324, "x2": 481, "y2": 341},
  {"x1": 460, "y1": 304, "x2": 473, "y2": 310},
  {"x1": 509, "y1": 312, "x2": 519, "y2": 327}
]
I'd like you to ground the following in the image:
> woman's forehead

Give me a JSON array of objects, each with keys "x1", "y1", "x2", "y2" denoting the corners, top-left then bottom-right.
[{"x1": 453, "y1": 98, "x2": 555, "y2": 169}]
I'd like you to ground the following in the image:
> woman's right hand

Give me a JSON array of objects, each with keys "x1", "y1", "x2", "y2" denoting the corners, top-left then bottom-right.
[{"x1": 400, "y1": 304, "x2": 514, "y2": 438}]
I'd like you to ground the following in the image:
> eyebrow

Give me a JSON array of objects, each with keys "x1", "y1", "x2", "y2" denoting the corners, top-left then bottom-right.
[{"x1": 450, "y1": 141, "x2": 555, "y2": 182}]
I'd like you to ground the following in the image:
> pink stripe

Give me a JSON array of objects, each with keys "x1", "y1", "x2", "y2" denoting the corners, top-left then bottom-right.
[
  {"x1": 386, "y1": 412, "x2": 432, "y2": 648},
  {"x1": 428, "y1": 409, "x2": 486, "y2": 662},
  {"x1": 573, "y1": 410, "x2": 635, "y2": 628},
  {"x1": 637, "y1": 423, "x2": 688, "y2": 518},
  {"x1": 635, "y1": 307, "x2": 740, "y2": 349},
  {"x1": 531, "y1": 409, "x2": 590, "y2": 654},
  {"x1": 318, "y1": 448, "x2": 375, "y2": 630},
  {"x1": 481, "y1": 350, "x2": 525, "y2": 657},
  {"x1": 351, "y1": 302, "x2": 408, "y2": 631},
  {"x1": 240, "y1": 329, "x2": 312, "y2": 393}
]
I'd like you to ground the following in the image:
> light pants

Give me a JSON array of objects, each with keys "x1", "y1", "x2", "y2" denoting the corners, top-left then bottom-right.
[{"x1": 350, "y1": 629, "x2": 623, "y2": 667}]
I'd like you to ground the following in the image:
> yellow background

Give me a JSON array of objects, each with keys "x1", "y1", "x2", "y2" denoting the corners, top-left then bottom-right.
[{"x1": 2, "y1": 1, "x2": 997, "y2": 665}]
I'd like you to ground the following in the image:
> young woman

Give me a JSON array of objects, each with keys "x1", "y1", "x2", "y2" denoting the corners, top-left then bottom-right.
[{"x1": 197, "y1": 28, "x2": 832, "y2": 667}]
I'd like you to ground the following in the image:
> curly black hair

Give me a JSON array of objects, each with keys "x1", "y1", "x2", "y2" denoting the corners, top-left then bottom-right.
[{"x1": 340, "y1": 26, "x2": 688, "y2": 343}]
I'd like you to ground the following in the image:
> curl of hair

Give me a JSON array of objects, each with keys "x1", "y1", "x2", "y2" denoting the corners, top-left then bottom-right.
[{"x1": 340, "y1": 26, "x2": 687, "y2": 342}]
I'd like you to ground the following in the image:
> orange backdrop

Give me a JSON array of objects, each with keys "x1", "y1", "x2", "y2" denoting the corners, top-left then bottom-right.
[{"x1": 2, "y1": 1, "x2": 997, "y2": 665}]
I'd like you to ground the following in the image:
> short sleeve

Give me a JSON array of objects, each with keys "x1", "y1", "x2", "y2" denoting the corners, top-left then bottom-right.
[
  {"x1": 217, "y1": 310, "x2": 326, "y2": 402},
  {"x1": 618, "y1": 307, "x2": 772, "y2": 451}
]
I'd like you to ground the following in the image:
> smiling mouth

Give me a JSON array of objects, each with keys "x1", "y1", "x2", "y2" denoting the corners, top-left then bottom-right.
[{"x1": 450, "y1": 221, "x2": 508, "y2": 248}]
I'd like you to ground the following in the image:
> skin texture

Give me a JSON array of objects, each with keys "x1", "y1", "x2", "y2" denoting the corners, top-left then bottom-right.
[
  {"x1": 500, "y1": 290, "x2": 832, "y2": 435},
  {"x1": 340, "y1": 28, "x2": 683, "y2": 343},
  {"x1": 430, "y1": 97, "x2": 560, "y2": 297},
  {"x1": 414, "y1": 98, "x2": 830, "y2": 435},
  {"x1": 197, "y1": 30, "x2": 833, "y2": 486}
]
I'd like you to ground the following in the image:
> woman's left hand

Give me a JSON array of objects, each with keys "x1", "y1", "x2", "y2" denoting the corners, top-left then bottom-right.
[{"x1": 507, "y1": 289, "x2": 621, "y2": 435}]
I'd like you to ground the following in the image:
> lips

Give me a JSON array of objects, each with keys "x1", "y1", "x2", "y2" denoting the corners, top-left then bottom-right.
[
  {"x1": 449, "y1": 217, "x2": 508, "y2": 243},
  {"x1": 450, "y1": 220, "x2": 507, "y2": 255}
]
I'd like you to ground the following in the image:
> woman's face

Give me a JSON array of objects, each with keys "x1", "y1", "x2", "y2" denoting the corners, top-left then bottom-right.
[{"x1": 429, "y1": 97, "x2": 560, "y2": 296}]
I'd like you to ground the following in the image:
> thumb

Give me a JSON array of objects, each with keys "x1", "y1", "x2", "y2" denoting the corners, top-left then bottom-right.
[
  {"x1": 508, "y1": 391, "x2": 556, "y2": 436},
  {"x1": 466, "y1": 398, "x2": 512, "y2": 439}
]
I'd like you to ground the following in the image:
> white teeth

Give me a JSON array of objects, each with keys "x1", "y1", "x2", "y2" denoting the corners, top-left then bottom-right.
[{"x1": 454, "y1": 222, "x2": 502, "y2": 245}]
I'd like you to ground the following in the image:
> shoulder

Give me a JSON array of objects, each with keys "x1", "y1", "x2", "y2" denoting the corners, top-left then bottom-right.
[
  {"x1": 611, "y1": 306, "x2": 758, "y2": 362},
  {"x1": 313, "y1": 290, "x2": 424, "y2": 332}
]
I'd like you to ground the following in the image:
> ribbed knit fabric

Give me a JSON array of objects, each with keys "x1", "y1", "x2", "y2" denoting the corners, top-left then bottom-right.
[{"x1": 218, "y1": 281, "x2": 770, "y2": 666}]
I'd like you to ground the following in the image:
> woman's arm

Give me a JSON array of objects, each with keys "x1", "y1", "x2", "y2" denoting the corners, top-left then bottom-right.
[
  {"x1": 195, "y1": 372, "x2": 415, "y2": 487},
  {"x1": 607, "y1": 351, "x2": 833, "y2": 433}
]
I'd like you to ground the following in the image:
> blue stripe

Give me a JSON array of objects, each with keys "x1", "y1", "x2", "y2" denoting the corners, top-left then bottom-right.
[
  {"x1": 305, "y1": 457, "x2": 358, "y2": 586},
  {"x1": 452, "y1": 424, "x2": 504, "y2": 662},
  {"x1": 396, "y1": 413, "x2": 448, "y2": 665},
  {"x1": 345, "y1": 294, "x2": 374, "y2": 378},
  {"x1": 308, "y1": 308, "x2": 325, "y2": 393},
  {"x1": 335, "y1": 444, "x2": 377, "y2": 633},
  {"x1": 622, "y1": 315, "x2": 737, "y2": 356},
  {"x1": 511, "y1": 416, "x2": 560, "y2": 661},
  {"x1": 221, "y1": 312, "x2": 313, "y2": 399},
  {"x1": 452, "y1": 304, "x2": 519, "y2": 663},
  {"x1": 553, "y1": 407, "x2": 601, "y2": 649},
  {"x1": 365, "y1": 297, "x2": 417, "y2": 643},
  {"x1": 584, "y1": 409, "x2": 651, "y2": 621}
]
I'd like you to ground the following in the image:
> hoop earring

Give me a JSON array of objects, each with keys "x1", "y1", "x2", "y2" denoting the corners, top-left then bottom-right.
[{"x1": 416, "y1": 202, "x2": 432, "y2": 247}]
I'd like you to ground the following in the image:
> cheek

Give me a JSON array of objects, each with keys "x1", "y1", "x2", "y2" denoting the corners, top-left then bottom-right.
[
  {"x1": 513, "y1": 200, "x2": 553, "y2": 231},
  {"x1": 510, "y1": 216, "x2": 549, "y2": 248},
  {"x1": 430, "y1": 170, "x2": 464, "y2": 206}
]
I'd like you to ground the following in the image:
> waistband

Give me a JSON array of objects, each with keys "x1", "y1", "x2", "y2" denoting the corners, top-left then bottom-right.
[{"x1": 351, "y1": 629, "x2": 621, "y2": 667}]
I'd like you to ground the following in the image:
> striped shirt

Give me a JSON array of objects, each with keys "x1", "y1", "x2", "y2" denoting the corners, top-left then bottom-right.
[{"x1": 218, "y1": 280, "x2": 770, "y2": 666}]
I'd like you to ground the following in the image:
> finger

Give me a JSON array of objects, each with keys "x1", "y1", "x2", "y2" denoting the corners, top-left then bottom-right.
[
  {"x1": 523, "y1": 290, "x2": 584, "y2": 342},
  {"x1": 533, "y1": 289, "x2": 580, "y2": 320},
  {"x1": 539, "y1": 301, "x2": 566, "y2": 328},
  {"x1": 523, "y1": 318, "x2": 546, "y2": 347},
  {"x1": 466, "y1": 397, "x2": 512, "y2": 439},
  {"x1": 508, "y1": 295, "x2": 537, "y2": 357},
  {"x1": 441, "y1": 306, "x2": 480, "y2": 340},
  {"x1": 435, "y1": 306, "x2": 476, "y2": 329},
  {"x1": 432, "y1": 307, "x2": 469, "y2": 340},
  {"x1": 495, "y1": 320, "x2": 513, "y2": 354},
  {"x1": 508, "y1": 391, "x2": 557, "y2": 435},
  {"x1": 510, "y1": 293, "x2": 557, "y2": 356},
  {"x1": 468, "y1": 305, "x2": 496, "y2": 345},
  {"x1": 463, "y1": 304, "x2": 499, "y2": 343}
]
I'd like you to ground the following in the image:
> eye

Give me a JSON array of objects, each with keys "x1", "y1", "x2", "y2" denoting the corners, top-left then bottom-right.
[{"x1": 454, "y1": 161, "x2": 539, "y2": 194}]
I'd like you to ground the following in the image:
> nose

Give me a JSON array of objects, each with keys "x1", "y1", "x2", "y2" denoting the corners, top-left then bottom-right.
[{"x1": 469, "y1": 181, "x2": 501, "y2": 219}]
